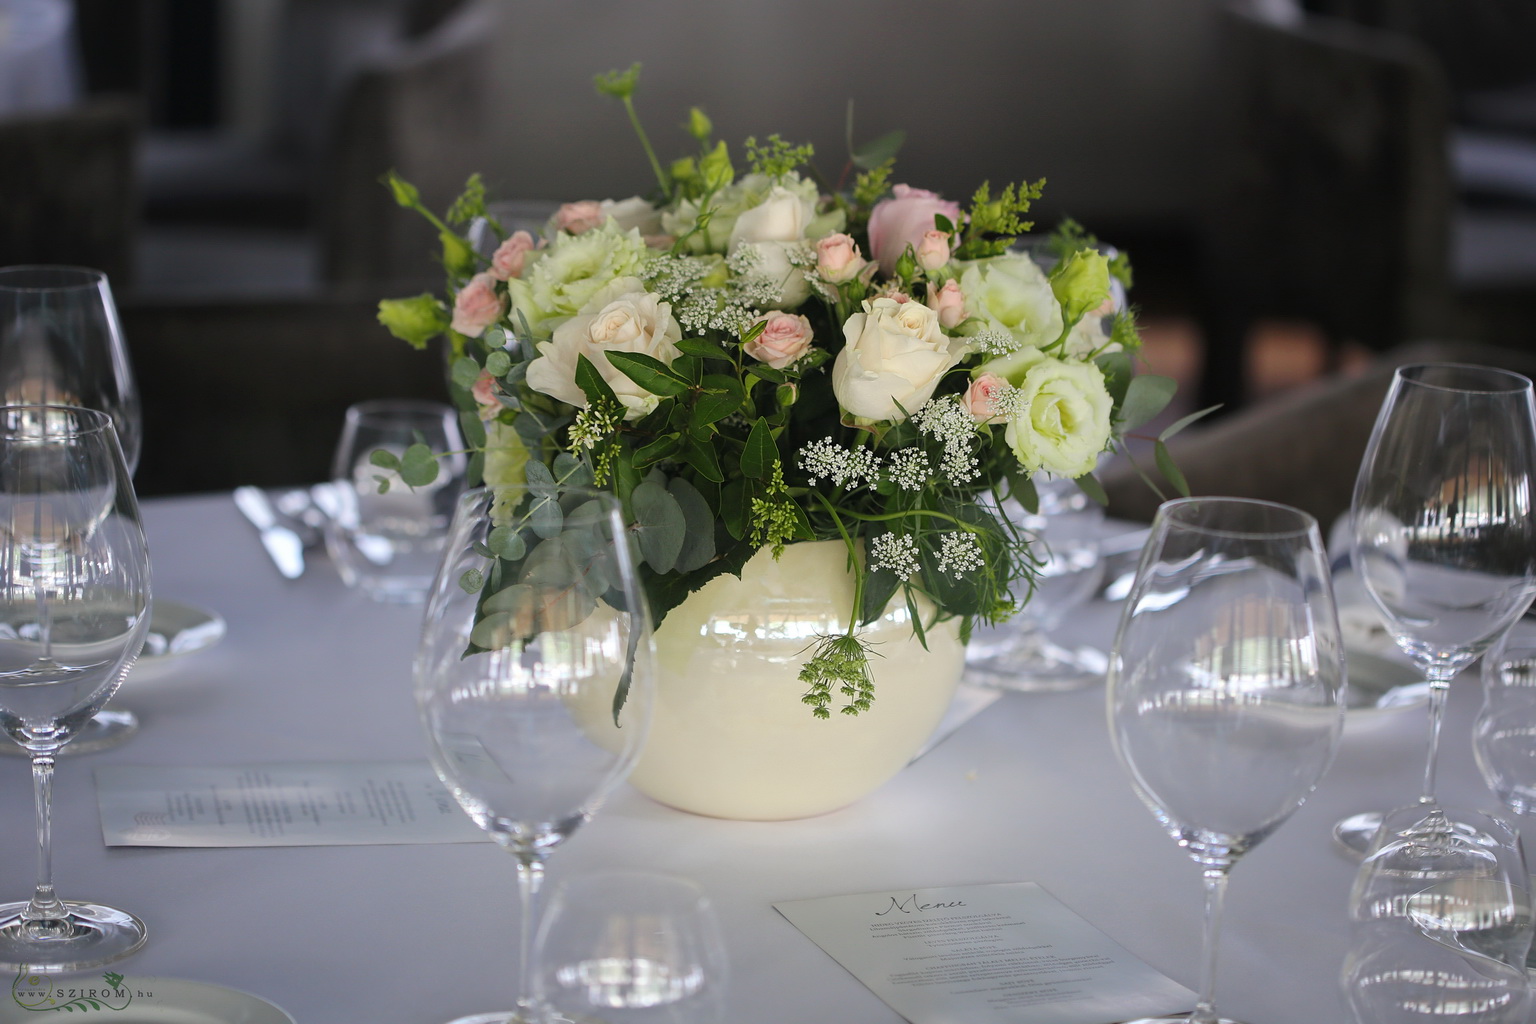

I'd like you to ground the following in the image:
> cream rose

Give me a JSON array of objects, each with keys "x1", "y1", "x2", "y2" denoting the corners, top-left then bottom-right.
[
  {"x1": 450, "y1": 272, "x2": 504, "y2": 337},
  {"x1": 599, "y1": 196, "x2": 663, "y2": 235},
  {"x1": 524, "y1": 277, "x2": 683, "y2": 421},
  {"x1": 832, "y1": 297, "x2": 966, "y2": 423},
  {"x1": 744, "y1": 311, "x2": 814, "y2": 369},
  {"x1": 1003, "y1": 358, "x2": 1113, "y2": 478},
  {"x1": 730, "y1": 183, "x2": 819, "y2": 308}
]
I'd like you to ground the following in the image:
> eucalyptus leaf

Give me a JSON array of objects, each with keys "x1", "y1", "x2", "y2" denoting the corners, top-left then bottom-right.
[
  {"x1": 1119, "y1": 374, "x2": 1177, "y2": 432},
  {"x1": 852, "y1": 128, "x2": 906, "y2": 170},
  {"x1": 529, "y1": 493, "x2": 563, "y2": 538},
  {"x1": 487, "y1": 526, "x2": 526, "y2": 561},
  {"x1": 1159, "y1": 404, "x2": 1221, "y2": 442},
  {"x1": 631, "y1": 480, "x2": 686, "y2": 574},
  {"x1": 451, "y1": 356, "x2": 482, "y2": 389},
  {"x1": 553, "y1": 451, "x2": 594, "y2": 489},
  {"x1": 668, "y1": 477, "x2": 716, "y2": 573},
  {"x1": 399, "y1": 444, "x2": 440, "y2": 488},
  {"x1": 469, "y1": 611, "x2": 515, "y2": 649},
  {"x1": 458, "y1": 567, "x2": 484, "y2": 594},
  {"x1": 1154, "y1": 440, "x2": 1190, "y2": 496},
  {"x1": 484, "y1": 349, "x2": 513, "y2": 377},
  {"x1": 524, "y1": 459, "x2": 556, "y2": 498},
  {"x1": 1076, "y1": 473, "x2": 1109, "y2": 507},
  {"x1": 370, "y1": 449, "x2": 401, "y2": 471}
]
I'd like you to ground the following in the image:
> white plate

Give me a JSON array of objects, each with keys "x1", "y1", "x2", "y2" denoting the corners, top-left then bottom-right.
[
  {"x1": 6, "y1": 976, "x2": 292, "y2": 1022},
  {"x1": 140, "y1": 599, "x2": 226, "y2": 663},
  {"x1": 1343, "y1": 648, "x2": 1430, "y2": 717}
]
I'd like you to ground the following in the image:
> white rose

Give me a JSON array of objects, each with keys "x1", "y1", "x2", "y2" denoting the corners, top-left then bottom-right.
[
  {"x1": 832, "y1": 297, "x2": 967, "y2": 423},
  {"x1": 525, "y1": 276, "x2": 683, "y2": 421},
  {"x1": 729, "y1": 184, "x2": 815, "y2": 247},
  {"x1": 959, "y1": 255, "x2": 1063, "y2": 351},
  {"x1": 600, "y1": 196, "x2": 663, "y2": 235},
  {"x1": 1003, "y1": 357, "x2": 1113, "y2": 478}
]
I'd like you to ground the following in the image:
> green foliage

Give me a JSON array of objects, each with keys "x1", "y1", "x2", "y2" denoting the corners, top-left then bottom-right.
[
  {"x1": 798, "y1": 633, "x2": 877, "y2": 718},
  {"x1": 955, "y1": 179, "x2": 1045, "y2": 260},
  {"x1": 445, "y1": 174, "x2": 487, "y2": 226},
  {"x1": 851, "y1": 159, "x2": 896, "y2": 210},
  {"x1": 376, "y1": 295, "x2": 448, "y2": 349},
  {"x1": 593, "y1": 63, "x2": 641, "y2": 100},
  {"x1": 745, "y1": 134, "x2": 814, "y2": 179}
]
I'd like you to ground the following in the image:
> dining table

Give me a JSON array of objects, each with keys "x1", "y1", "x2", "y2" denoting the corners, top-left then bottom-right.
[{"x1": 0, "y1": 490, "x2": 1516, "y2": 1023}]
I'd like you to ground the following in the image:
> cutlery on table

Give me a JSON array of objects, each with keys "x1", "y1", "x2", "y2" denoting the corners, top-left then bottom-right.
[{"x1": 233, "y1": 486, "x2": 306, "y2": 579}]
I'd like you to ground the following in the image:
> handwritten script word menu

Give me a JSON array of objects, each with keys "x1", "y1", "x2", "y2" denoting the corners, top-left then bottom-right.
[
  {"x1": 775, "y1": 882, "x2": 1193, "y2": 1024},
  {"x1": 94, "y1": 761, "x2": 484, "y2": 847}
]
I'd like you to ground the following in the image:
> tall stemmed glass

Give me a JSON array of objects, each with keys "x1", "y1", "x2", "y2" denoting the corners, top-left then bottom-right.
[
  {"x1": 0, "y1": 265, "x2": 143, "y2": 753},
  {"x1": 418, "y1": 485, "x2": 655, "y2": 1024},
  {"x1": 1108, "y1": 497, "x2": 1345, "y2": 1024},
  {"x1": 0, "y1": 405, "x2": 151, "y2": 970},
  {"x1": 1333, "y1": 364, "x2": 1536, "y2": 855}
]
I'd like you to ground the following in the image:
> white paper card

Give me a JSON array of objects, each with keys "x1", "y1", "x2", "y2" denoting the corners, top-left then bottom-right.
[
  {"x1": 94, "y1": 761, "x2": 486, "y2": 847},
  {"x1": 774, "y1": 882, "x2": 1194, "y2": 1024}
]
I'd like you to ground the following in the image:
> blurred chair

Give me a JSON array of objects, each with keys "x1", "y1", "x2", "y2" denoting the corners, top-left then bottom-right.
[
  {"x1": 123, "y1": 295, "x2": 446, "y2": 496},
  {"x1": 1102, "y1": 340, "x2": 1536, "y2": 528},
  {"x1": 0, "y1": 96, "x2": 141, "y2": 283},
  {"x1": 317, "y1": 0, "x2": 499, "y2": 290},
  {"x1": 1197, "y1": 0, "x2": 1456, "y2": 410}
]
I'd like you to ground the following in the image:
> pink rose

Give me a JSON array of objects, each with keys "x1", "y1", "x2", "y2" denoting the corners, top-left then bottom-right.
[
  {"x1": 926, "y1": 279, "x2": 968, "y2": 329},
  {"x1": 490, "y1": 230, "x2": 536, "y2": 280},
  {"x1": 451, "y1": 272, "x2": 504, "y2": 337},
  {"x1": 554, "y1": 200, "x2": 604, "y2": 235},
  {"x1": 470, "y1": 369, "x2": 500, "y2": 419},
  {"x1": 915, "y1": 230, "x2": 953, "y2": 272},
  {"x1": 815, "y1": 233, "x2": 868, "y2": 284},
  {"x1": 744, "y1": 311, "x2": 814, "y2": 369},
  {"x1": 964, "y1": 373, "x2": 1010, "y2": 424},
  {"x1": 867, "y1": 185, "x2": 962, "y2": 274}
]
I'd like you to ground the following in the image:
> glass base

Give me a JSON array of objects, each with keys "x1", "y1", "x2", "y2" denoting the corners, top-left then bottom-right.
[
  {"x1": 1333, "y1": 810, "x2": 1385, "y2": 858},
  {"x1": 1122, "y1": 1018, "x2": 1244, "y2": 1024},
  {"x1": 441, "y1": 1013, "x2": 565, "y2": 1024},
  {"x1": 1333, "y1": 803, "x2": 1510, "y2": 860},
  {"x1": 0, "y1": 709, "x2": 138, "y2": 758},
  {"x1": 0, "y1": 900, "x2": 147, "y2": 972},
  {"x1": 965, "y1": 630, "x2": 1107, "y2": 693}
]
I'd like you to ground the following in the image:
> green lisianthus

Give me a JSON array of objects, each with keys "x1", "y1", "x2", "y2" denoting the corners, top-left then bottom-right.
[
  {"x1": 505, "y1": 224, "x2": 651, "y2": 340},
  {"x1": 1049, "y1": 248, "x2": 1112, "y2": 325},
  {"x1": 958, "y1": 254, "x2": 1063, "y2": 352}
]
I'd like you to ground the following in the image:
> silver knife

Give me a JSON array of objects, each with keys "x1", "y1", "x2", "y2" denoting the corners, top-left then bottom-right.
[{"x1": 233, "y1": 486, "x2": 306, "y2": 579}]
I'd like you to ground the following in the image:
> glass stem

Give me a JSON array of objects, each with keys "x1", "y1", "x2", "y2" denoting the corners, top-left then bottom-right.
[
  {"x1": 1191, "y1": 866, "x2": 1231, "y2": 1024},
  {"x1": 1419, "y1": 675, "x2": 1453, "y2": 805},
  {"x1": 24, "y1": 751, "x2": 66, "y2": 925},
  {"x1": 513, "y1": 850, "x2": 547, "y2": 1018}
]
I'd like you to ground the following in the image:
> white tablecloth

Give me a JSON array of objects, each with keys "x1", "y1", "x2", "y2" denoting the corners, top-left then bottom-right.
[{"x1": 0, "y1": 493, "x2": 1510, "y2": 1022}]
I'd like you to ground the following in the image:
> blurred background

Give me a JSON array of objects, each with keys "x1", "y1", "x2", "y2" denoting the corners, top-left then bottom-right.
[{"x1": 3, "y1": 0, "x2": 1534, "y2": 510}]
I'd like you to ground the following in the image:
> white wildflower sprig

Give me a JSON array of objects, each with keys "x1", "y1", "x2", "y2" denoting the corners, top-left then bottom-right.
[
  {"x1": 968, "y1": 326, "x2": 1021, "y2": 356},
  {"x1": 883, "y1": 447, "x2": 931, "y2": 491},
  {"x1": 936, "y1": 531, "x2": 985, "y2": 579},
  {"x1": 912, "y1": 396, "x2": 981, "y2": 485},
  {"x1": 869, "y1": 532, "x2": 920, "y2": 578},
  {"x1": 799, "y1": 437, "x2": 881, "y2": 489}
]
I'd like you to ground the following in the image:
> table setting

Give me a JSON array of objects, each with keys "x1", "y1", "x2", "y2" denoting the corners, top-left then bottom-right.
[{"x1": 9, "y1": 65, "x2": 1536, "y2": 1024}]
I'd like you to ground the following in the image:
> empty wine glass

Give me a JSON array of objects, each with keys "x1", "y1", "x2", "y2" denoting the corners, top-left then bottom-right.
[
  {"x1": 1333, "y1": 364, "x2": 1536, "y2": 856},
  {"x1": 1108, "y1": 497, "x2": 1345, "y2": 1024},
  {"x1": 0, "y1": 405, "x2": 151, "y2": 971},
  {"x1": 1342, "y1": 807, "x2": 1533, "y2": 1023},
  {"x1": 418, "y1": 485, "x2": 655, "y2": 1024},
  {"x1": 966, "y1": 476, "x2": 1107, "y2": 691},
  {"x1": 0, "y1": 265, "x2": 143, "y2": 754},
  {"x1": 536, "y1": 871, "x2": 727, "y2": 1024},
  {"x1": 1474, "y1": 630, "x2": 1536, "y2": 817}
]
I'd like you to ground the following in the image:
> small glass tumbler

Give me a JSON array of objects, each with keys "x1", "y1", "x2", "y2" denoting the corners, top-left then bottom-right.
[
  {"x1": 1341, "y1": 806, "x2": 1533, "y2": 1023},
  {"x1": 1475, "y1": 630, "x2": 1536, "y2": 817},
  {"x1": 324, "y1": 399, "x2": 466, "y2": 604},
  {"x1": 536, "y1": 871, "x2": 728, "y2": 1024}
]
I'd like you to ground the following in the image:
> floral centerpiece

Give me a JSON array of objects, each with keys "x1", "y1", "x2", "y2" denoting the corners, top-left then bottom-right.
[{"x1": 378, "y1": 64, "x2": 1188, "y2": 726}]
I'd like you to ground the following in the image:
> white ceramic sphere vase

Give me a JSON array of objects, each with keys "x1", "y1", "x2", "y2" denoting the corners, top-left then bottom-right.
[{"x1": 629, "y1": 541, "x2": 965, "y2": 820}]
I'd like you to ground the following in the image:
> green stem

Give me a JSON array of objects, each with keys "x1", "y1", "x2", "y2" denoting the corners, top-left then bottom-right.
[
  {"x1": 624, "y1": 96, "x2": 669, "y2": 194},
  {"x1": 810, "y1": 490, "x2": 864, "y2": 638},
  {"x1": 837, "y1": 507, "x2": 981, "y2": 531}
]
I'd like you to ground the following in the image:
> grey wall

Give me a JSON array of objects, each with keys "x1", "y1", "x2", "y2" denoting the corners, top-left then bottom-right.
[{"x1": 483, "y1": 0, "x2": 1224, "y2": 227}]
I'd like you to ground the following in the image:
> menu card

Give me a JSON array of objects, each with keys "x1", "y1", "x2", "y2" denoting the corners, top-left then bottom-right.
[
  {"x1": 94, "y1": 761, "x2": 485, "y2": 847},
  {"x1": 774, "y1": 882, "x2": 1194, "y2": 1024}
]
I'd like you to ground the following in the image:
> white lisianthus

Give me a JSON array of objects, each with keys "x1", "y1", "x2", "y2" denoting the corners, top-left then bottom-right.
[
  {"x1": 525, "y1": 277, "x2": 683, "y2": 421},
  {"x1": 1003, "y1": 357, "x2": 1113, "y2": 478},
  {"x1": 832, "y1": 297, "x2": 967, "y2": 423},
  {"x1": 661, "y1": 172, "x2": 773, "y2": 254},
  {"x1": 1061, "y1": 312, "x2": 1120, "y2": 359},
  {"x1": 505, "y1": 224, "x2": 650, "y2": 340},
  {"x1": 959, "y1": 255, "x2": 1064, "y2": 352}
]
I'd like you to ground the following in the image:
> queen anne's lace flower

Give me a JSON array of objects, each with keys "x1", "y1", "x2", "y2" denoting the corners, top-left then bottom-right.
[
  {"x1": 936, "y1": 532, "x2": 984, "y2": 579},
  {"x1": 884, "y1": 448, "x2": 931, "y2": 491},
  {"x1": 912, "y1": 396, "x2": 981, "y2": 484},
  {"x1": 870, "y1": 533, "x2": 920, "y2": 579},
  {"x1": 799, "y1": 438, "x2": 881, "y2": 489}
]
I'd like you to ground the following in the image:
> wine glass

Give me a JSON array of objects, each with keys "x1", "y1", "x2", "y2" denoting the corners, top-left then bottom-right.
[
  {"x1": 1333, "y1": 364, "x2": 1536, "y2": 856},
  {"x1": 417, "y1": 485, "x2": 655, "y2": 1024},
  {"x1": 1474, "y1": 630, "x2": 1536, "y2": 817},
  {"x1": 1341, "y1": 807, "x2": 1533, "y2": 1023},
  {"x1": 536, "y1": 871, "x2": 728, "y2": 1024},
  {"x1": 965, "y1": 476, "x2": 1107, "y2": 691},
  {"x1": 0, "y1": 265, "x2": 143, "y2": 753},
  {"x1": 1108, "y1": 497, "x2": 1345, "y2": 1024},
  {"x1": 0, "y1": 405, "x2": 151, "y2": 971},
  {"x1": 325, "y1": 399, "x2": 468, "y2": 603}
]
